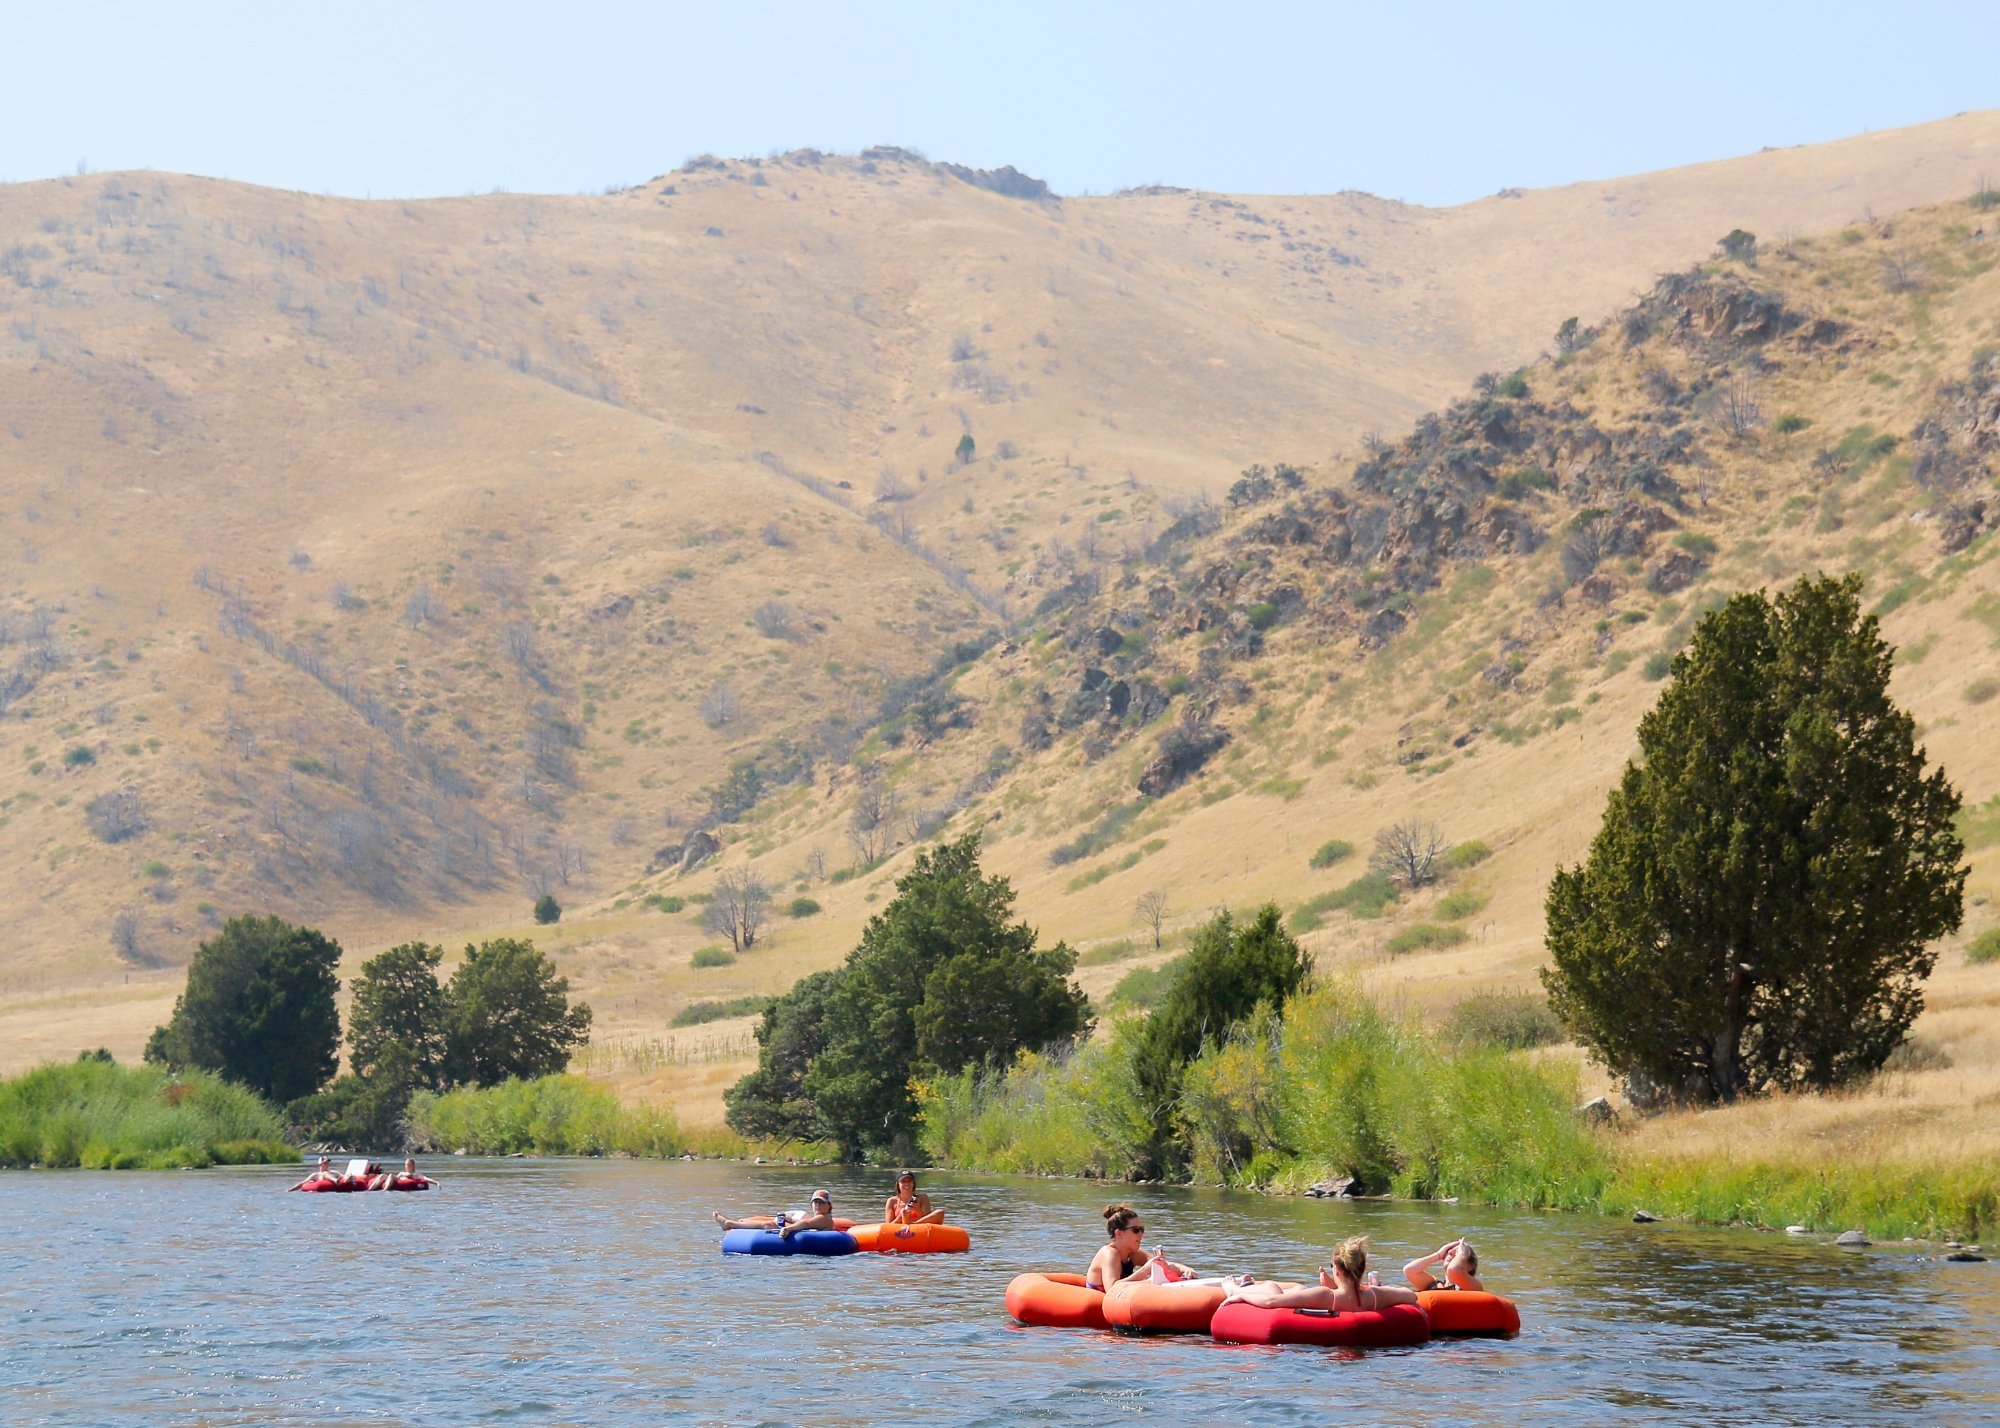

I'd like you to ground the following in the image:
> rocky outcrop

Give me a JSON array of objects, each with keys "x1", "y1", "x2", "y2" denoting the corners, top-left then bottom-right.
[
  {"x1": 678, "y1": 830, "x2": 720, "y2": 874},
  {"x1": 1137, "y1": 722, "x2": 1228, "y2": 797}
]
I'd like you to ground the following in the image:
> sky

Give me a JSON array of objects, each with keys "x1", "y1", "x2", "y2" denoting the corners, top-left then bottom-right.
[{"x1": 4, "y1": 1, "x2": 1997, "y2": 205}]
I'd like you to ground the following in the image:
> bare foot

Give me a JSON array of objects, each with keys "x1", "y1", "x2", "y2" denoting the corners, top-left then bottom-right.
[{"x1": 712, "y1": 1212, "x2": 730, "y2": 1228}]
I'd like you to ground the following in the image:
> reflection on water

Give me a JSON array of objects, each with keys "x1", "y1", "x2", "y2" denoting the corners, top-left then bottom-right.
[{"x1": 2, "y1": 1160, "x2": 1995, "y2": 1424}]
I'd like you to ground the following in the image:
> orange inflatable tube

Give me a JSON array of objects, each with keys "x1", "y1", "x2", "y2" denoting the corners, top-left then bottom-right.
[
  {"x1": 849, "y1": 1222, "x2": 971, "y2": 1254},
  {"x1": 1417, "y1": 1289, "x2": 1521, "y2": 1336},
  {"x1": 1006, "y1": 1272, "x2": 1109, "y2": 1330},
  {"x1": 1103, "y1": 1279, "x2": 1228, "y2": 1334}
]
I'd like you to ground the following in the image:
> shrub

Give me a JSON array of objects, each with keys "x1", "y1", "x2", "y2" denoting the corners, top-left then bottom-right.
[
  {"x1": 1326, "y1": 871, "x2": 1399, "y2": 917},
  {"x1": 690, "y1": 946, "x2": 735, "y2": 968},
  {"x1": 0, "y1": 1059, "x2": 289, "y2": 1169},
  {"x1": 786, "y1": 897, "x2": 822, "y2": 918},
  {"x1": 1108, "y1": 958, "x2": 1185, "y2": 1009},
  {"x1": 1308, "y1": 839, "x2": 1354, "y2": 870},
  {"x1": 645, "y1": 894, "x2": 686, "y2": 913},
  {"x1": 1673, "y1": 532, "x2": 1719, "y2": 557},
  {"x1": 1437, "y1": 889, "x2": 1488, "y2": 920},
  {"x1": 1385, "y1": 923, "x2": 1469, "y2": 955},
  {"x1": 1495, "y1": 371, "x2": 1530, "y2": 399},
  {"x1": 63, "y1": 745, "x2": 95, "y2": 768},
  {"x1": 1964, "y1": 678, "x2": 1999, "y2": 706},
  {"x1": 406, "y1": 1075, "x2": 687, "y2": 1157},
  {"x1": 533, "y1": 894, "x2": 561, "y2": 925},
  {"x1": 1967, "y1": 930, "x2": 2000, "y2": 965},
  {"x1": 1498, "y1": 467, "x2": 1555, "y2": 500},
  {"x1": 1444, "y1": 992, "x2": 1564, "y2": 1050},
  {"x1": 1246, "y1": 602, "x2": 1279, "y2": 631},
  {"x1": 1642, "y1": 652, "x2": 1674, "y2": 680},
  {"x1": 1882, "y1": 1034, "x2": 1952, "y2": 1073},
  {"x1": 1774, "y1": 414, "x2": 1812, "y2": 435},
  {"x1": 671, "y1": 995, "x2": 773, "y2": 1028},
  {"x1": 1445, "y1": 840, "x2": 1492, "y2": 870}
]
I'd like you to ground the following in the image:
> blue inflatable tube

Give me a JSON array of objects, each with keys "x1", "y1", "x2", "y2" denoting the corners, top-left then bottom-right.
[{"x1": 721, "y1": 1228, "x2": 859, "y2": 1257}]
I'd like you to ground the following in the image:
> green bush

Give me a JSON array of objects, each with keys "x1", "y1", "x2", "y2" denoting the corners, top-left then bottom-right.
[
  {"x1": 829, "y1": 866, "x2": 860, "y2": 884},
  {"x1": 1964, "y1": 678, "x2": 1999, "y2": 706},
  {"x1": 1108, "y1": 957, "x2": 1185, "y2": 1009},
  {"x1": 1246, "y1": 602, "x2": 1279, "y2": 631},
  {"x1": 1445, "y1": 840, "x2": 1492, "y2": 870},
  {"x1": 670, "y1": 996, "x2": 773, "y2": 1028},
  {"x1": 645, "y1": 894, "x2": 686, "y2": 913},
  {"x1": 1967, "y1": 930, "x2": 2000, "y2": 965},
  {"x1": 1774, "y1": 414, "x2": 1812, "y2": 435},
  {"x1": 1496, "y1": 371, "x2": 1530, "y2": 398},
  {"x1": 787, "y1": 897, "x2": 822, "y2": 918},
  {"x1": 1444, "y1": 992, "x2": 1564, "y2": 1050},
  {"x1": 63, "y1": 745, "x2": 96, "y2": 767},
  {"x1": 1437, "y1": 889, "x2": 1488, "y2": 920},
  {"x1": 1498, "y1": 467, "x2": 1555, "y2": 500},
  {"x1": 1385, "y1": 923, "x2": 1468, "y2": 955},
  {"x1": 1308, "y1": 839, "x2": 1354, "y2": 870},
  {"x1": 1642, "y1": 652, "x2": 1674, "y2": 680},
  {"x1": 532, "y1": 894, "x2": 561, "y2": 924},
  {"x1": 1326, "y1": 871, "x2": 1399, "y2": 917},
  {"x1": 406, "y1": 1075, "x2": 687, "y2": 1157},
  {"x1": 1673, "y1": 532, "x2": 1719, "y2": 557},
  {"x1": 0, "y1": 1059, "x2": 290, "y2": 1169},
  {"x1": 690, "y1": 946, "x2": 735, "y2": 968}
]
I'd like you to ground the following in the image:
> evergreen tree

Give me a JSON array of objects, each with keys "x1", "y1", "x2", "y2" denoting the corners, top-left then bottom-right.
[
  {"x1": 723, "y1": 969, "x2": 843, "y2": 1140},
  {"x1": 347, "y1": 941, "x2": 450, "y2": 1091},
  {"x1": 143, "y1": 915, "x2": 342, "y2": 1104},
  {"x1": 1131, "y1": 904, "x2": 1312, "y2": 1174},
  {"x1": 798, "y1": 835, "x2": 1090, "y2": 1157},
  {"x1": 444, "y1": 938, "x2": 592, "y2": 1086},
  {"x1": 1543, "y1": 574, "x2": 1964, "y2": 1104}
]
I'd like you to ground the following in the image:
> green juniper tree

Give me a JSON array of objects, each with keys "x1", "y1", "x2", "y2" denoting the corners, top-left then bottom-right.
[
  {"x1": 1543, "y1": 574, "x2": 1963, "y2": 1105},
  {"x1": 347, "y1": 941, "x2": 450, "y2": 1091},
  {"x1": 780, "y1": 834, "x2": 1090, "y2": 1158},
  {"x1": 143, "y1": 915, "x2": 342, "y2": 1104},
  {"x1": 1131, "y1": 904, "x2": 1312, "y2": 1174}
]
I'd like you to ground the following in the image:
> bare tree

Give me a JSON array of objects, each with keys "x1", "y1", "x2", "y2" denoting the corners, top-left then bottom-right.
[
  {"x1": 752, "y1": 599, "x2": 797, "y2": 640},
  {"x1": 85, "y1": 787, "x2": 146, "y2": 843},
  {"x1": 402, "y1": 582, "x2": 440, "y2": 628},
  {"x1": 700, "y1": 682, "x2": 740, "y2": 729},
  {"x1": 702, "y1": 866, "x2": 771, "y2": 953},
  {"x1": 847, "y1": 780, "x2": 899, "y2": 864},
  {"x1": 802, "y1": 843, "x2": 827, "y2": 881},
  {"x1": 1371, "y1": 820, "x2": 1447, "y2": 889},
  {"x1": 110, "y1": 912, "x2": 146, "y2": 964},
  {"x1": 1710, "y1": 376, "x2": 1762, "y2": 439},
  {"x1": 1135, "y1": 890, "x2": 1169, "y2": 949}
]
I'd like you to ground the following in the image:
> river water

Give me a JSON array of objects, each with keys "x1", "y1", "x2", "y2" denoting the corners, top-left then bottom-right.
[{"x1": 3, "y1": 1159, "x2": 1996, "y2": 1425}]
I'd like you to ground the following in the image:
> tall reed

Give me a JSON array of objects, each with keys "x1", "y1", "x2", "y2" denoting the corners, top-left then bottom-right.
[{"x1": 0, "y1": 1058, "x2": 291, "y2": 1169}]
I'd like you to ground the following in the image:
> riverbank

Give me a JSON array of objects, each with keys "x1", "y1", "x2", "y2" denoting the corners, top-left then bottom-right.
[
  {"x1": 0, "y1": 1058, "x2": 291, "y2": 1169},
  {"x1": 914, "y1": 979, "x2": 1999, "y2": 1242}
]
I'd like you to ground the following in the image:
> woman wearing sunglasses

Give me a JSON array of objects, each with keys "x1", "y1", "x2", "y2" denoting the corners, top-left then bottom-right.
[{"x1": 1085, "y1": 1204, "x2": 1192, "y2": 1291}]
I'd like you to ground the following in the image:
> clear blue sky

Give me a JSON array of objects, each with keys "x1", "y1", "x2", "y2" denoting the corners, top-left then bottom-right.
[{"x1": 6, "y1": 1, "x2": 1996, "y2": 204}]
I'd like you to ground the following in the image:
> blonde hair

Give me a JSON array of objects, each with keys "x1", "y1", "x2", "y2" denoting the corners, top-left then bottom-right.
[
  {"x1": 1103, "y1": 1203, "x2": 1141, "y2": 1236},
  {"x1": 1330, "y1": 1235, "x2": 1369, "y2": 1283},
  {"x1": 1458, "y1": 1243, "x2": 1479, "y2": 1275}
]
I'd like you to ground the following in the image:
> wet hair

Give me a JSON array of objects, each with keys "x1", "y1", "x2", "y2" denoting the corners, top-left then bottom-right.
[
  {"x1": 1458, "y1": 1243, "x2": 1479, "y2": 1275},
  {"x1": 1330, "y1": 1236, "x2": 1369, "y2": 1283},
  {"x1": 1103, "y1": 1204, "x2": 1141, "y2": 1236}
]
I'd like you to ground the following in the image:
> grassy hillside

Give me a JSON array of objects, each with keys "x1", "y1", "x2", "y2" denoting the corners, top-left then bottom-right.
[
  {"x1": 4, "y1": 114, "x2": 2000, "y2": 1090},
  {"x1": 595, "y1": 194, "x2": 2000, "y2": 1180}
]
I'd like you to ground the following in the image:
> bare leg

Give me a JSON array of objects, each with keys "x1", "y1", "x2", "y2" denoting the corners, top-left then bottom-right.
[
  {"x1": 1226, "y1": 1280, "x2": 1335, "y2": 1310},
  {"x1": 714, "y1": 1213, "x2": 775, "y2": 1230}
]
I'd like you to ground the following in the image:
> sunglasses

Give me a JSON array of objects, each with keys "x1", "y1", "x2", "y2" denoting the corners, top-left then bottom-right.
[{"x1": 1127, "y1": 1225, "x2": 1146, "y2": 1235}]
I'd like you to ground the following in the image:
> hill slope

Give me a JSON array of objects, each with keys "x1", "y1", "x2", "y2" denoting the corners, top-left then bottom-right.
[{"x1": 3, "y1": 113, "x2": 2000, "y2": 1068}]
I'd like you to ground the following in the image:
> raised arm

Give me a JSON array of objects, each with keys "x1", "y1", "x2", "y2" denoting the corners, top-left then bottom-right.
[{"x1": 1403, "y1": 1244, "x2": 1451, "y2": 1291}]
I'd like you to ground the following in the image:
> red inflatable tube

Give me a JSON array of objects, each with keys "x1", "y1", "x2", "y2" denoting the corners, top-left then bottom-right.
[
  {"x1": 1209, "y1": 1300, "x2": 1431, "y2": 1349},
  {"x1": 1006, "y1": 1272, "x2": 1110, "y2": 1330},
  {"x1": 1417, "y1": 1289, "x2": 1520, "y2": 1336},
  {"x1": 295, "y1": 1176, "x2": 433, "y2": 1192},
  {"x1": 1103, "y1": 1279, "x2": 1228, "y2": 1334}
]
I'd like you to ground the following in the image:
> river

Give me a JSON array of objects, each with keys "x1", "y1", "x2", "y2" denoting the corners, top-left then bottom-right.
[{"x1": 2, "y1": 1159, "x2": 1995, "y2": 1424}]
